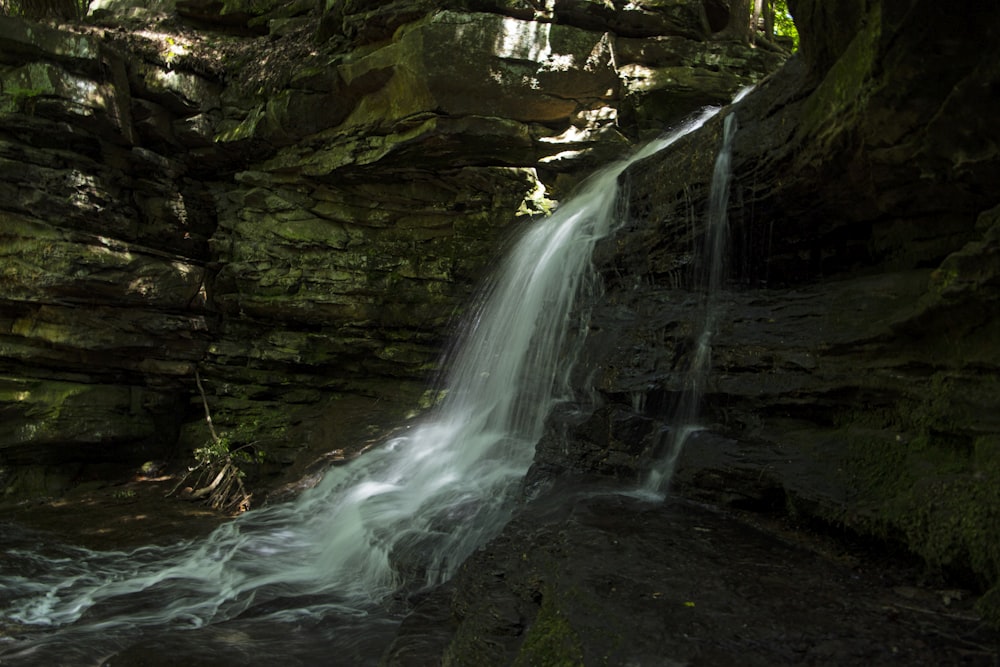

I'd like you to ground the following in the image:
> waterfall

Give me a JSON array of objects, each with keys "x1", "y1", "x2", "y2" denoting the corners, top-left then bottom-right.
[
  {"x1": 645, "y1": 104, "x2": 741, "y2": 493},
  {"x1": 0, "y1": 110, "x2": 719, "y2": 664}
]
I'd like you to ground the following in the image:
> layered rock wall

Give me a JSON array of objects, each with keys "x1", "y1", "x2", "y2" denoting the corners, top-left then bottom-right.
[
  {"x1": 0, "y1": 19, "x2": 215, "y2": 493},
  {"x1": 381, "y1": 3, "x2": 1000, "y2": 661},
  {"x1": 0, "y1": 0, "x2": 781, "y2": 495},
  {"x1": 538, "y1": 0, "x2": 1000, "y2": 623}
]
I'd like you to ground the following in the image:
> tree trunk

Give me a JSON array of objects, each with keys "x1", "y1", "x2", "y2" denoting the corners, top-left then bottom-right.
[
  {"x1": 763, "y1": 0, "x2": 775, "y2": 40},
  {"x1": 727, "y1": 0, "x2": 753, "y2": 43},
  {"x1": 751, "y1": 0, "x2": 764, "y2": 44}
]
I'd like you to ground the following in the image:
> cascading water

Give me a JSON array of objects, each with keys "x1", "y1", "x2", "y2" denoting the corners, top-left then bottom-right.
[
  {"x1": 0, "y1": 110, "x2": 719, "y2": 665},
  {"x1": 645, "y1": 100, "x2": 743, "y2": 493}
]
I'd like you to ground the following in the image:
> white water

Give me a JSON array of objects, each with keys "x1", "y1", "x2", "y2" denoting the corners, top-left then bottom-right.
[
  {"x1": 645, "y1": 103, "x2": 741, "y2": 492},
  {"x1": 0, "y1": 111, "x2": 719, "y2": 663}
]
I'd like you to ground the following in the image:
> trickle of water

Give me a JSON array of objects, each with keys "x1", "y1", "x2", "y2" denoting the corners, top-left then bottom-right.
[
  {"x1": 645, "y1": 104, "x2": 741, "y2": 493},
  {"x1": 0, "y1": 109, "x2": 720, "y2": 663}
]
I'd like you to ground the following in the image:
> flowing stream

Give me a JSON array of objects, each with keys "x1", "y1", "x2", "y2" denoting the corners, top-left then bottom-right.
[{"x1": 0, "y1": 110, "x2": 719, "y2": 665}]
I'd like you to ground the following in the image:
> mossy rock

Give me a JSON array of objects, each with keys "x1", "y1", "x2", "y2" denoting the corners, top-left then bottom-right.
[
  {"x1": 836, "y1": 422, "x2": 1000, "y2": 615},
  {"x1": 513, "y1": 590, "x2": 585, "y2": 667}
]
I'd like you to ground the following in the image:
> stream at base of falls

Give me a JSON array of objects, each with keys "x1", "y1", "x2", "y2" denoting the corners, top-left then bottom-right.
[{"x1": 4, "y1": 478, "x2": 997, "y2": 666}]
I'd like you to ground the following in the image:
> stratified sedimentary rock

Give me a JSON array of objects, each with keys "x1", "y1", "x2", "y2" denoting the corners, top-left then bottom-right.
[{"x1": 0, "y1": 1, "x2": 780, "y2": 493}]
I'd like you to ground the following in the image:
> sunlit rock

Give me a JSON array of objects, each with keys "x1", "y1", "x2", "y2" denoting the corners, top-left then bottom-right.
[{"x1": 0, "y1": 1, "x2": 777, "y2": 496}]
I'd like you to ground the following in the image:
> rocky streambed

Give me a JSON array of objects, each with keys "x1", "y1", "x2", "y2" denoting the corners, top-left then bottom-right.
[{"x1": 2, "y1": 474, "x2": 997, "y2": 665}]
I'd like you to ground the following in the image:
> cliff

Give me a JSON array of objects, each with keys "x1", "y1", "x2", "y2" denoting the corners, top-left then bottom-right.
[
  {"x1": 0, "y1": 0, "x2": 780, "y2": 495},
  {"x1": 2, "y1": 0, "x2": 998, "y2": 661},
  {"x1": 587, "y1": 0, "x2": 1000, "y2": 624},
  {"x1": 441, "y1": 0, "x2": 1000, "y2": 660}
]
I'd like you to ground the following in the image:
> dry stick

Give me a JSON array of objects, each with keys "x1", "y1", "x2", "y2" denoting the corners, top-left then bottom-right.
[
  {"x1": 189, "y1": 463, "x2": 231, "y2": 500},
  {"x1": 195, "y1": 368, "x2": 221, "y2": 445},
  {"x1": 185, "y1": 369, "x2": 254, "y2": 512},
  {"x1": 167, "y1": 369, "x2": 225, "y2": 499}
]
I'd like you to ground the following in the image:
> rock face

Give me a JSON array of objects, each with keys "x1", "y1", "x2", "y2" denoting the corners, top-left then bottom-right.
[
  {"x1": 0, "y1": 18, "x2": 215, "y2": 494},
  {"x1": 0, "y1": 2, "x2": 780, "y2": 494},
  {"x1": 386, "y1": 487, "x2": 996, "y2": 666},
  {"x1": 520, "y1": 0, "x2": 1000, "y2": 644},
  {"x1": 603, "y1": 2, "x2": 1000, "y2": 621},
  {"x1": 1, "y1": 0, "x2": 999, "y2": 662},
  {"x1": 388, "y1": 0, "x2": 1000, "y2": 661}
]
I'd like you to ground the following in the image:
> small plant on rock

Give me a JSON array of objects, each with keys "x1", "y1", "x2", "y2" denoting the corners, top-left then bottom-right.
[{"x1": 168, "y1": 370, "x2": 263, "y2": 514}]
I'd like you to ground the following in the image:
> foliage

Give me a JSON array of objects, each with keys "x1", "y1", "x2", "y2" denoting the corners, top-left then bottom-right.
[
  {"x1": 173, "y1": 425, "x2": 264, "y2": 513},
  {"x1": 112, "y1": 488, "x2": 137, "y2": 502},
  {"x1": 193, "y1": 421, "x2": 267, "y2": 470},
  {"x1": 0, "y1": 0, "x2": 88, "y2": 20},
  {"x1": 169, "y1": 371, "x2": 264, "y2": 514},
  {"x1": 731, "y1": 0, "x2": 799, "y2": 52},
  {"x1": 771, "y1": 0, "x2": 800, "y2": 50}
]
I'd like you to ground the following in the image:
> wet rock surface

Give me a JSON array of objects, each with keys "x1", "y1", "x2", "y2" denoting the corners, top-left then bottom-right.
[
  {"x1": 5, "y1": 476, "x2": 996, "y2": 666},
  {"x1": 531, "y1": 0, "x2": 1000, "y2": 638},
  {"x1": 382, "y1": 0, "x2": 1000, "y2": 659},
  {"x1": 387, "y1": 483, "x2": 999, "y2": 665}
]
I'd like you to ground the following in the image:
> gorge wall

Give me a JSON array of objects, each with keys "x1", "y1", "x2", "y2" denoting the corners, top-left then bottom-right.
[
  {"x1": 3, "y1": 0, "x2": 999, "y2": 661},
  {"x1": 528, "y1": 0, "x2": 1000, "y2": 638},
  {"x1": 380, "y1": 2, "x2": 1000, "y2": 662},
  {"x1": 605, "y1": 2, "x2": 1000, "y2": 622},
  {"x1": 0, "y1": 0, "x2": 781, "y2": 495}
]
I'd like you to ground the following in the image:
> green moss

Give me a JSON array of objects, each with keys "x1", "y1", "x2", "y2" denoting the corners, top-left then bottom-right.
[
  {"x1": 0, "y1": 377, "x2": 86, "y2": 445},
  {"x1": 270, "y1": 217, "x2": 351, "y2": 249},
  {"x1": 513, "y1": 591, "x2": 585, "y2": 667},
  {"x1": 829, "y1": 370, "x2": 1000, "y2": 600},
  {"x1": 1, "y1": 85, "x2": 46, "y2": 113},
  {"x1": 929, "y1": 266, "x2": 961, "y2": 293},
  {"x1": 0, "y1": 464, "x2": 79, "y2": 499},
  {"x1": 799, "y1": 3, "x2": 881, "y2": 145},
  {"x1": 977, "y1": 585, "x2": 1000, "y2": 629},
  {"x1": 215, "y1": 106, "x2": 264, "y2": 143},
  {"x1": 836, "y1": 387, "x2": 1000, "y2": 622},
  {"x1": 1, "y1": 74, "x2": 49, "y2": 115}
]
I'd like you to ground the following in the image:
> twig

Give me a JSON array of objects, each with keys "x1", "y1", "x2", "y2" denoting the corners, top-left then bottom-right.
[
  {"x1": 189, "y1": 462, "x2": 232, "y2": 500},
  {"x1": 888, "y1": 602, "x2": 982, "y2": 623},
  {"x1": 195, "y1": 368, "x2": 221, "y2": 445},
  {"x1": 165, "y1": 368, "x2": 255, "y2": 513}
]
